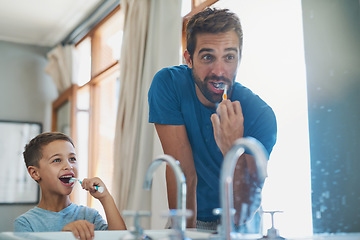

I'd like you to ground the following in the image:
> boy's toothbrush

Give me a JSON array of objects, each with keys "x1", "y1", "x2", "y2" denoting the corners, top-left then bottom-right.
[
  {"x1": 222, "y1": 84, "x2": 228, "y2": 100},
  {"x1": 69, "y1": 178, "x2": 104, "y2": 193}
]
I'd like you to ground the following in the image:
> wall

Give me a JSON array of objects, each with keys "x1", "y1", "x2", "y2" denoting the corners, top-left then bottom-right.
[
  {"x1": 0, "y1": 41, "x2": 57, "y2": 231},
  {"x1": 302, "y1": 0, "x2": 360, "y2": 233}
]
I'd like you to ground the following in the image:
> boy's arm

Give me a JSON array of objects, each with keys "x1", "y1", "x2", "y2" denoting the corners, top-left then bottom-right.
[
  {"x1": 81, "y1": 177, "x2": 126, "y2": 230},
  {"x1": 98, "y1": 195, "x2": 126, "y2": 230}
]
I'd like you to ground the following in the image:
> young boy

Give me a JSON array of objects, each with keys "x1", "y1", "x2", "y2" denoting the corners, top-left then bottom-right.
[{"x1": 14, "y1": 132, "x2": 126, "y2": 239}]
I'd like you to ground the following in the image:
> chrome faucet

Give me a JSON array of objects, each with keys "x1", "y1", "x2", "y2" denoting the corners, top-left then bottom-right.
[
  {"x1": 143, "y1": 154, "x2": 188, "y2": 232},
  {"x1": 219, "y1": 137, "x2": 268, "y2": 240}
]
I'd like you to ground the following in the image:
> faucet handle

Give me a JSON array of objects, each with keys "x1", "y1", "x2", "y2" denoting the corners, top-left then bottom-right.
[
  {"x1": 212, "y1": 208, "x2": 236, "y2": 216},
  {"x1": 162, "y1": 209, "x2": 193, "y2": 240},
  {"x1": 212, "y1": 208, "x2": 236, "y2": 234},
  {"x1": 162, "y1": 209, "x2": 193, "y2": 230},
  {"x1": 260, "y1": 210, "x2": 285, "y2": 240},
  {"x1": 122, "y1": 210, "x2": 152, "y2": 240}
]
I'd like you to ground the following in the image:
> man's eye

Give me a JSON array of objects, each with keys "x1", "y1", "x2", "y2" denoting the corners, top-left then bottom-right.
[
  {"x1": 226, "y1": 55, "x2": 235, "y2": 61},
  {"x1": 202, "y1": 55, "x2": 213, "y2": 61}
]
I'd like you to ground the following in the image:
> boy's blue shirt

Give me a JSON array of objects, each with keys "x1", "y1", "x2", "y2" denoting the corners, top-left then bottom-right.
[{"x1": 14, "y1": 203, "x2": 108, "y2": 232}]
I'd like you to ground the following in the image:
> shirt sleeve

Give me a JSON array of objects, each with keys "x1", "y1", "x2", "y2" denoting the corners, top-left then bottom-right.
[
  {"x1": 14, "y1": 216, "x2": 33, "y2": 232},
  {"x1": 148, "y1": 68, "x2": 185, "y2": 125},
  {"x1": 250, "y1": 107, "x2": 277, "y2": 156},
  {"x1": 90, "y1": 209, "x2": 108, "y2": 231}
]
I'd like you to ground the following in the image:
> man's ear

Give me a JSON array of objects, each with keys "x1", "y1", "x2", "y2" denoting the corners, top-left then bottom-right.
[
  {"x1": 28, "y1": 166, "x2": 40, "y2": 182},
  {"x1": 184, "y1": 49, "x2": 193, "y2": 69}
]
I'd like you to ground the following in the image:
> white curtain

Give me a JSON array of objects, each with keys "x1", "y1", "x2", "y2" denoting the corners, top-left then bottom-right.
[
  {"x1": 45, "y1": 44, "x2": 77, "y2": 94},
  {"x1": 113, "y1": 0, "x2": 182, "y2": 229}
]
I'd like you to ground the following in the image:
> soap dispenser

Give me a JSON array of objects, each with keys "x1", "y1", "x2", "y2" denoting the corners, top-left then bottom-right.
[{"x1": 259, "y1": 211, "x2": 285, "y2": 240}]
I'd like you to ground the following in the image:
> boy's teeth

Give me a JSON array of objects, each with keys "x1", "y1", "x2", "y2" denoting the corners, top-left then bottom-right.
[{"x1": 59, "y1": 175, "x2": 72, "y2": 183}]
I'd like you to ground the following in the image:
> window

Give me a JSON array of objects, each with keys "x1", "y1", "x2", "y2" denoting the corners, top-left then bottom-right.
[{"x1": 71, "y1": 6, "x2": 124, "y2": 216}]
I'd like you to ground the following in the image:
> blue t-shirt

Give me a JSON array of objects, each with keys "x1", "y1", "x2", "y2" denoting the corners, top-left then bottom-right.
[
  {"x1": 14, "y1": 203, "x2": 108, "y2": 232},
  {"x1": 148, "y1": 65, "x2": 277, "y2": 221}
]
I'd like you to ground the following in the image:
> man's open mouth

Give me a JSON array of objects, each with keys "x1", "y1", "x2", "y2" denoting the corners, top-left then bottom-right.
[{"x1": 212, "y1": 82, "x2": 225, "y2": 90}]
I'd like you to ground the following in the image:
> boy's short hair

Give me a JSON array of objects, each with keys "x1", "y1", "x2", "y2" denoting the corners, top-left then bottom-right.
[
  {"x1": 186, "y1": 8, "x2": 243, "y2": 60},
  {"x1": 23, "y1": 132, "x2": 74, "y2": 168}
]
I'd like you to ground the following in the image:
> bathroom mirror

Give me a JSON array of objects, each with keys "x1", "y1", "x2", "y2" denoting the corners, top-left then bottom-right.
[
  {"x1": 55, "y1": 100, "x2": 71, "y2": 135},
  {"x1": 0, "y1": 120, "x2": 42, "y2": 204},
  {"x1": 51, "y1": 84, "x2": 78, "y2": 135}
]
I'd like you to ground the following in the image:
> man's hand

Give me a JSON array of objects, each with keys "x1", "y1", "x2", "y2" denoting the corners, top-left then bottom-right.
[
  {"x1": 233, "y1": 155, "x2": 263, "y2": 226},
  {"x1": 62, "y1": 220, "x2": 95, "y2": 240},
  {"x1": 211, "y1": 99, "x2": 244, "y2": 155}
]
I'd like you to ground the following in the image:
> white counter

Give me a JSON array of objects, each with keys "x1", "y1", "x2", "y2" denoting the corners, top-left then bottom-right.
[
  {"x1": 0, "y1": 229, "x2": 210, "y2": 240},
  {"x1": 0, "y1": 230, "x2": 360, "y2": 240}
]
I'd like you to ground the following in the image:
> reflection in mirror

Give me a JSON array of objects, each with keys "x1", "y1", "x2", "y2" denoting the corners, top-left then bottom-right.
[
  {"x1": 51, "y1": 84, "x2": 77, "y2": 136},
  {"x1": 56, "y1": 100, "x2": 71, "y2": 135},
  {"x1": 213, "y1": 0, "x2": 311, "y2": 237},
  {"x1": 0, "y1": 121, "x2": 42, "y2": 204}
]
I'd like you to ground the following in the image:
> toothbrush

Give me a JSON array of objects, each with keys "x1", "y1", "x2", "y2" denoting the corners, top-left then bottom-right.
[
  {"x1": 222, "y1": 85, "x2": 228, "y2": 100},
  {"x1": 69, "y1": 178, "x2": 104, "y2": 193}
]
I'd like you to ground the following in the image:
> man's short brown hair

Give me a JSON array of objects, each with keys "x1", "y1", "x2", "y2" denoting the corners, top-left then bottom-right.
[{"x1": 186, "y1": 8, "x2": 243, "y2": 60}]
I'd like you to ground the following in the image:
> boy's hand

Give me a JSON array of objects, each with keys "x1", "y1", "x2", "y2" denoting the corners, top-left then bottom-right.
[
  {"x1": 80, "y1": 177, "x2": 127, "y2": 231},
  {"x1": 211, "y1": 99, "x2": 244, "y2": 155},
  {"x1": 62, "y1": 220, "x2": 94, "y2": 240},
  {"x1": 81, "y1": 177, "x2": 108, "y2": 199}
]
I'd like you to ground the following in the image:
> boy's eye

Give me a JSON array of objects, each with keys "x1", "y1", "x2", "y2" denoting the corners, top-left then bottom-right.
[
  {"x1": 53, "y1": 158, "x2": 61, "y2": 163},
  {"x1": 69, "y1": 157, "x2": 77, "y2": 162}
]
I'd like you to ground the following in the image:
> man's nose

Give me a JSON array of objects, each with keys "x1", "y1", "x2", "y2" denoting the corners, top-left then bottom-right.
[{"x1": 211, "y1": 60, "x2": 226, "y2": 77}]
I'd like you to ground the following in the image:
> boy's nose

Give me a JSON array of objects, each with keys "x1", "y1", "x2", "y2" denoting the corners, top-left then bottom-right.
[{"x1": 64, "y1": 161, "x2": 73, "y2": 170}]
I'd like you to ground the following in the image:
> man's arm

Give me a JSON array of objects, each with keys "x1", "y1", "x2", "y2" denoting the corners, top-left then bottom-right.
[
  {"x1": 211, "y1": 100, "x2": 267, "y2": 225},
  {"x1": 155, "y1": 123, "x2": 197, "y2": 228}
]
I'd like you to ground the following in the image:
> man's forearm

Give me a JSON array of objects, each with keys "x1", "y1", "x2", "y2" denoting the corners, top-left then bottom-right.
[
  {"x1": 166, "y1": 167, "x2": 197, "y2": 228},
  {"x1": 155, "y1": 124, "x2": 198, "y2": 228},
  {"x1": 186, "y1": 175, "x2": 197, "y2": 228}
]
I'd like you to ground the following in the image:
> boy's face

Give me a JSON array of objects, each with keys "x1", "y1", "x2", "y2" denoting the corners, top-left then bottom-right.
[
  {"x1": 184, "y1": 30, "x2": 241, "y2": 108},
  {"x1": 29, "y1": 140, "x2": 78, "y2": 196}
]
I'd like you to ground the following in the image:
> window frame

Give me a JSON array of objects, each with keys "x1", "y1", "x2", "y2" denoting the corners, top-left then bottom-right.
[{"x1": 51, "y1": 5, "x2": 122, "y2": 207}]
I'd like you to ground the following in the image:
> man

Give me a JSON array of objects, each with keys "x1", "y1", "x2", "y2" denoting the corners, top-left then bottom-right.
[{"x1": 148, "y1": 8, "x2": 277, "y2": 231}]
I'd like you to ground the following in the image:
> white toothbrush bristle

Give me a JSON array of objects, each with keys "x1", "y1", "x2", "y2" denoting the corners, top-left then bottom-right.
[{"x1": 97, "y1": 186, "x2": 104, "y2": 193}]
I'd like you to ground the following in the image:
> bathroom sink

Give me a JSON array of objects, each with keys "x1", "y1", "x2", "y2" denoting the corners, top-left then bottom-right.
[
  {"x1": 0, "y1": 229, "x2": 212, "y2": 240},
  {"x1": 1, "y1": 231, "x2": 360, "y2": 240}
]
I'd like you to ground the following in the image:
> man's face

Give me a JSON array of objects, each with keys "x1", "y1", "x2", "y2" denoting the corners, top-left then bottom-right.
[{"x1": 185, "y1": 31, "x2": 241, "y2": 108}]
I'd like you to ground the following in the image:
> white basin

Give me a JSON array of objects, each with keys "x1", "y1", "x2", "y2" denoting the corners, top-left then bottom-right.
[
  {"x1": 0, "y1": 229, "x2": 212, "y2": 240},
  {"x1": 1, "y1": 230, "x2": 360, "y2": 240}
]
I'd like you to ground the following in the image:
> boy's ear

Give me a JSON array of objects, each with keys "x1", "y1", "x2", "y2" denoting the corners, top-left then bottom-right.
[{"x1": 28, "y1": 166, "x2": 40, "y2": 182}]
